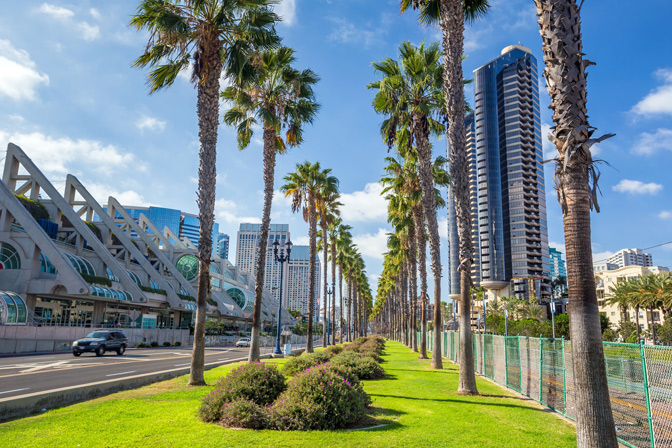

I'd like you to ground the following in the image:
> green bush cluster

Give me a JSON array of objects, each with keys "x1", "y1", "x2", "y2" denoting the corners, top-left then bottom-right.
[
  {"x1": 150, "y1": 341, "x2": 159, "y2": 347},
  {"x1": 271, "y1": 364, "x2": 371, "y2": 430},
  {"x1": 330, "y1": 351, "x2": 384, "y2": 380},
  {"x1": 324, "y1": 344, "x2": 344, "y2": 357},
  {"x1": 280, "y1": 352, "x2": 330, "y2": 376},
  {"x1": 200, "y1": 362, "x2": 286, "y2": 422}
]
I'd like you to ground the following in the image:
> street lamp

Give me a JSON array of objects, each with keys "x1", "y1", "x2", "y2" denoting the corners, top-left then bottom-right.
[
  {"x1": 326, "y1": 285, "x2": 333, "y2": 346},
  {"x1": 273, "y1": 239, "x2": 292, "y2": 356}
]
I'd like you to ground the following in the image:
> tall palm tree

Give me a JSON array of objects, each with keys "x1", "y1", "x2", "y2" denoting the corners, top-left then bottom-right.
[
  {"x1": 400, "y1": 0, "x2": 490, "y2": 395},
  {"x1": 222, "y1": 46, "x2": 319, "y2": 362},
  {"x1": 281, "y1": 161, "x2": 337, "y2": 352},
  {"x1": 335, "y1": 223, "x2": 353, "y2": 343},
  {"x1": 131, "y1": 0, "x2": 278, "y2": 386},
  {"x1": 326, "y1": 217, "x2": 343, "y2": 345},
  {"x1": 316, "y1": 188, "x2": 341, "y2": 346},
  {"x1": 534, "y1": 1, "x2": 618, "y2": 444},
  {"x1": 369, "y1": 41, "x2": 447, "y2": 369}
]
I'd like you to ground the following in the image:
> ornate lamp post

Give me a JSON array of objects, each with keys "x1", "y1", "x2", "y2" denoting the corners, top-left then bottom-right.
[
  {"x1": 273, "y1": 239, "x2": 292, "y2": 356},
  {"x1": 326, "y1": 285, "x2": 333, "y2": 345}
]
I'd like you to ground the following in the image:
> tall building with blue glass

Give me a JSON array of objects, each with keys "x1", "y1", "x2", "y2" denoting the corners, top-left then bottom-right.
[
  {"x1": 217, "y1": 234, "x2": 230, "y2": 260},
  {"x1": 449, "y1": 45, "x2": 551, "y2": 302}
]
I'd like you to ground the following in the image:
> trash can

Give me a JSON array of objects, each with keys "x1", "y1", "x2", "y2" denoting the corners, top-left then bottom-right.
[{"x1": 284, "y1": 343, "x2": 292, "y2": 355}]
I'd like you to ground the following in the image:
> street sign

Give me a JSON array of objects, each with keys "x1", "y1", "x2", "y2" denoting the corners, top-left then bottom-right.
[{"x1": 550, "y1": 302, "x2": 556, "y2": 314}]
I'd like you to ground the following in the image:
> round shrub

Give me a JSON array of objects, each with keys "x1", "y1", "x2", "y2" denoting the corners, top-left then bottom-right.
[
  {"x1": 270, "y1": 364, "x2": 371, "y2": 430},
  {"x1": 359, "y1": 350, "x2": 383, "y2": 364},
  {"x1": 331, "y1": 352, "x2": 385, "y2": 380},
  {"x1": 219, "y1": 398, "x2": 269, "y2": 429},
  {"x1": 324, "y1": 345, "x2": 344, "y2": 357},
  {"x1": 281, "y1": 352, "x2": 331, "y2": 376},
  {"x1": 199, "y1": 362, "x2": 286, "y2": 422}
]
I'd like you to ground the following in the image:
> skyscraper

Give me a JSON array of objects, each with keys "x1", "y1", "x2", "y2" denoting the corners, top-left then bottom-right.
[
  {"x1": 286, "y1": 245, "x2": 321, "y2": 315},
  {"x1": 217, "y1": 234, "x2": 230, "y2": 260},
  {"x1": 549, "y1": 247, "x2": 567, "y2": 279},
  {"x1": 606, "y1": 248, "x2": 653, "y2": 269},
  {"x1": 448, "y1": 45, "x2": 551, "y2": 302}
]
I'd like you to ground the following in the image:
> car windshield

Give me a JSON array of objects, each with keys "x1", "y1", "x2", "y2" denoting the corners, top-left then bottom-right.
[{"x1": 85, "y1": 332, "x2": 108, "y2": 339}]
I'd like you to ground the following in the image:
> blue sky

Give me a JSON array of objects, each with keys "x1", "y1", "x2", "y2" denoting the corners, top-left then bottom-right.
[{"x1": 1, "y1": 0, "x2": 671, "y2": 299}]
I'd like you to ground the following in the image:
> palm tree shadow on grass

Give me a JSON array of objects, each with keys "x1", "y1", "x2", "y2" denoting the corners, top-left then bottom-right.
[
  {"x1": 387, "y1": 368, "x2": 458, "y2": 375},
  {"x1": 368, "y1": 394, "x2": 548, "y2": 411}
]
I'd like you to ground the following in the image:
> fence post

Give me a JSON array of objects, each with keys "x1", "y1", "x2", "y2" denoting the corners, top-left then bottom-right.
[
  {"x1": 640, "y1": 342, "x2": 656, "y2": 448},
  {"x1": 518, "y1": 336, "x2": 523, "y2": 392},
  {"x1": 561, "y1": 337, "x2": 567, "y2": 415},
  {"x1": 505, "y1": 336, "x2": 509, "y2": 387},
  {"x1": 492, "y1": 334, "x2": 495, "y2": 380},
  {"x1": 539, "y1": 336, "x2": 543, "y2": 403}
]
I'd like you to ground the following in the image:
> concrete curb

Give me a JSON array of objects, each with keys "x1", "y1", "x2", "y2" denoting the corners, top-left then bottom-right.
[{"x1": 0, "y1": 348, "x2": 304, "y2": 422}]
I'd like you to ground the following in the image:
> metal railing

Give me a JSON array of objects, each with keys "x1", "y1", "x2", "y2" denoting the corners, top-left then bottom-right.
[{"x1": 421, "y1": 330, "x2": 672, "y2": 448}]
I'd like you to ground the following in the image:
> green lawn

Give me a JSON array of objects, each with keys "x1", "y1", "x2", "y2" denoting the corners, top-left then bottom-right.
[{"x1": 0, "y1": 341, "x2": 576, "y2": 447}]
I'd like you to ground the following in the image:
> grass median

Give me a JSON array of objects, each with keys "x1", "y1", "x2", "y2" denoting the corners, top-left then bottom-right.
[{"x1": 0, "y1": 341, "x2": 576, "y2": 447}]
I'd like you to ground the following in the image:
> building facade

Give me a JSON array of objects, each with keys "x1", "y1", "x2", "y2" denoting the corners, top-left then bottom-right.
[
  {"x1": 549, "y1": 247, "x2": 566, "y2": 279},
  {"x1": 606, "y1": 248, "x2": 653, "y2": 269},
  {"x1": 217, "y1": 233, "x2": 230, "y2": 260},
  {"x1": 285, "y1": 245, "x2": 320, "y2": 316},
  {"x1": 449, "y1": 44, "x2": 551, "y2": 303}
]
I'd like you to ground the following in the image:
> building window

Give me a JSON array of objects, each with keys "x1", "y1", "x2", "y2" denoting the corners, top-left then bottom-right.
[
  {"x1": 0, "y1": 242, "x2": 21, "y2": 270},
  {"x1": 176, "y1": 254, "x2": 199, "y2": 281}
]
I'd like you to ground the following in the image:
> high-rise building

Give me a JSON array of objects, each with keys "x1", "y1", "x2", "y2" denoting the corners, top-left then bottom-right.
[
  {"x1": 448, "y1": 45, "x2": 551, "y2": 302},
  {"x1": 606, "y1": 248, "x2": 653, "y2": 269},
  {"x1": 286, "y1": 245, "x2": 320, "y2": 316},
  {"x1": 217, "y1": 234, "x2": 230, "y2": 260},
  {"x1": 549, "y1": 247, "x2": 567, "y2": 280}
]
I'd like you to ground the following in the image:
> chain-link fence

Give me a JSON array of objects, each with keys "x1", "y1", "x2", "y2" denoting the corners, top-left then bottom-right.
[{"x1": 417, "y1": 331, "x2": 672, "y2": 448}]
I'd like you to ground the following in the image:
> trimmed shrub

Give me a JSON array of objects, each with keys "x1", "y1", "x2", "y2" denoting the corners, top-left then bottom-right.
[
  {"x1": 324, "y1": 345, "x2": 344, "y2": 357},
  {"x1": 360, "y1": 351, "x2": 383, "y2": 364},
  {"x1": 331, "y1": 352, "x2": 384, "y2": 380},
  {"x1": 219, "y1": 398, "x2": 269, "y2": 429},
  {"x1": 173, "y1": 341, "x2": 181, "y2": 347},
  {"x1": 150, "y1": 341, "x2": 159, "y2": 347},
  {"x1": 281, "y1": 352, "x2": 330, "y2": 376},
  {"x1": 162, "y1": 341, "x2": 171, "y2": 347},
  {"x1": 200, "y1": 362, "x2": 286, "y2": 422},
  {"x1": 270, "y1": 364, "x2": 371, "y2": 430},
  {"x1": 135, "y1": 342, "x2": 149, "y2": 348}
]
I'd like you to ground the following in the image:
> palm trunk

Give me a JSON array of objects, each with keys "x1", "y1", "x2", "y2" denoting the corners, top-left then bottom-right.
[
  {"x1": 414, "y1": 205, "x2": 428, "y2": 359},
  {"x1": 331, "y1": 241, "x2": 336, "y2": 345},
  {"x1": 408, "y1": 217, "x2": 419, "y2": 352},
  {"x1": 306, "y1": 196, "x2": 317, "y2": 353},
  {"x1": 322, "y1": 222, "x2": 328, "y2": 346},
  {"x1": 650, "y1": 306, "x2": 656, "y2": 344},
  {"x1": 189, "y1": 42, "x2": 222, "y2": 386},
  {"x1": 347, "y1": 272, "x2": 352, "y2": 342},
  {"x1": 248, "y1": 126, "x2": 277, "y2": 362},
  {"x1": 413, "y1": 114, "x2": 443, "y2": 370},
  {"x1": 636, "y1": 305, "x2": 641, "y2": 340},
  {"x1": 437, "y1": 0, "x2": 476, "y2": 392},
  {"x1": 535, "y1": 1, "x2": 618, "y2": 445},
  {"x1": 339, "y1": 262, "x2": 344, "y2": 343}
]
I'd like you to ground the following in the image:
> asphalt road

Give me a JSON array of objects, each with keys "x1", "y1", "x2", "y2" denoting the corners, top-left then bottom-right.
[{"x1": 0, "y1": 345, "x2": 280, "y2": 403}]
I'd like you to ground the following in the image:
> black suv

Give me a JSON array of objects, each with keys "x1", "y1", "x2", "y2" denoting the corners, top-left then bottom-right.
[{"x1": 72, "y1": 330, "x2": 128, "y2": 357}]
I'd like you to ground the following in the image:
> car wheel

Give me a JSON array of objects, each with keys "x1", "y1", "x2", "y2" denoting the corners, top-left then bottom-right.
[
  {"x1": 117, "y1": 345, "x2": 125, "y2": 356},
  {"x1": 73, "y1": 351, "x2": 81, "y2": 357},
  {"x1": 95, "y1": 346, "x2": 105, "y2": 357}
]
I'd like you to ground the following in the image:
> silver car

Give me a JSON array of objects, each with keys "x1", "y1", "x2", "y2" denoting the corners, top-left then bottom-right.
[{"x1": 236, "y1": 337, "x2": 250, "y2": 347}]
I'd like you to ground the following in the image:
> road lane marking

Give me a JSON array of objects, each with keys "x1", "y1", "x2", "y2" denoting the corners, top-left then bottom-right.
[
  {"x1": 174, "y1": 363, "x2": 191, "y2": 366},
  {"x1": 0, "y1": 388, "x2": 29, "y2": 395},
  {"x1": 105, "y1": 371, "x2": 136, "y2": 377}
]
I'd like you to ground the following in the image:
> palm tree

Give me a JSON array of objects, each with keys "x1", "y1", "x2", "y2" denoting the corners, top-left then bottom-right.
[
  {"x1": 533, "y1": 1, "x2": 619, "y2": 444},
  {"x1": 335, "y1": 223, "x2": 353, "y2": 343},
  {"x1": 223, "y1": 46, "x2": 319, "y2": 362},
  {"x1": 316, "y1": 187, "x2": 341, "y2": 346},
  {"x1": 524, "y1": 304, "x2": 547, "y2": 323},
  {"x1": 401, "y1": 0, "x2": 489, "y2": 394},
  {"x1": 369, "y1": 41, "x2": 447, "y2": 369},
  {"x1": 326, "y1": 217, "x2": 343, "y2": 345},
  {"x1": 131, "y1": 0, "x2": 278, "y2": 386},
  {"x1": 281, "y1": 162, "x2": 337, "y2": 352}
]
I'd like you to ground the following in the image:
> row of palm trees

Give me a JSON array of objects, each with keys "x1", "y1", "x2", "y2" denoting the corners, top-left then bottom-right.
[
  {"x1": 370, "y1": 0, "x2": 619, "y2": 445},
  {"x1": 605, "y1": 272, "x2": 672, "y2": 342}
]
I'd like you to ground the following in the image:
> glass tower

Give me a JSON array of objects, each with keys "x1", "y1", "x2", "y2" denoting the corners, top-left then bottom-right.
[{"x1": 449, "y1": 45, "x2": 551, "y2": 301}]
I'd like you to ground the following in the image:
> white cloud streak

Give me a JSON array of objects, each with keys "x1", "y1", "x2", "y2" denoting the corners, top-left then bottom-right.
[
  {"x1": 612, "y1": 179, "x2": 663, "y2": 195},
  {"x1": 136, "y1": 115, "x2": 166, "y2": 132},
  {"x1": 633, "y1": 69, "x2": 672, "y2": 116},
  {"x1": 352, "y1": 228, "x2": 389, "y2": 261},
  {"x1": 659, "y1": 210, "x2": 672, "y2": 220},
  {"x1": 37, "y1": 3, "x2": 100, "y2": 41},
  {"x1": 0, "y1": 40, "x2": 49, "y2": 101},
  {"x1": 633, "y1": 128, "x2": 672, "y2": 155},
  {"x1": 340, "y1": 182, "x2": 388, "y2": 223},
  {"x1": 215, "y1": 198, "x2": 261, "y2": 225},
  {"x1": 275, "y1": 0, "x2": 297, "y2": 27}
]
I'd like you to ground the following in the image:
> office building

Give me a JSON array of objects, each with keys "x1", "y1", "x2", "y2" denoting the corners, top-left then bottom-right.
[
  {"x1": 549, "y1": 247, "x2": 566, "y2": 280},
  {"x1": 448, "y1": 44, "x2": 551, "y2": 302},
  {"x1": 217, "y1": 234, "x2": 230, "y2": 260},
  {"x1": 286, "y1": 245, "x2": 321, "y2": 316},
  {"x1": 606, "y1": 248, "x2": 653, "y2": 269}
]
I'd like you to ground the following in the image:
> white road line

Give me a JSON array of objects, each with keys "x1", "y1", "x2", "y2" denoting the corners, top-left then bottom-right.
[
  {"x1": 174, "y1": 363, "x2": 190, "y2": 366},
  {"x1": 105, "y1": 371, "x2": 136, "y2": 377},
  {"x1": 0, "y1": 388, "x2": 29, "y2": 395}
]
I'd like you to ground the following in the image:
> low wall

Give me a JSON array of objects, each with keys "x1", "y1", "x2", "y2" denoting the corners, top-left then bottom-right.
[{"x1": 0, "y1": 326, "x2": 190, "y2": 354}]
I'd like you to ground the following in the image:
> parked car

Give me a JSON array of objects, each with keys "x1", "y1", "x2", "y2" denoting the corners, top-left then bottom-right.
[
  {"x1": 72, "y1": 330, "x2": 128, "y2": 357},
  {"x1": 236, "y1": 337, "x2": 251, "y2": 347}
]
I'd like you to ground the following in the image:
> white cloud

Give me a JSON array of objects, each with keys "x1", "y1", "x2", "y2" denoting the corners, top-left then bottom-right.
[
  {"x1": 293, "y1": 236, "x2": 309, "y2": 246},
  {"x1": 90, "y1": 8, "x2": 101, "y2": 20},
  {"x1": 328, "y1": 17, "x2": 388, "y2": 49},
  {"x1": 593, "y1": 250, "x2": 615, "y2": 263},
  {"x1": 37, "y1": 3, "x2": 74, "y2": 20},
  {"x1": 275, "y1": 0, "x2": 297, "y2": 27},
  {"x1": 633, "y1": 128, "x2": 672, "y2": 155},
  {"x1": 37, "y1": 3, "x2": 100, "y2": 41},
  {"x1": 438, "y1": 217, "x2": 448, "y2": 239},
  {"x1": 659, "y1": 210, "x2": 672, "y2": 220},
  {"x1": 340, "y1": 183, "x2": 387, "y2": 223},
  {"x1": 612, "y1": 179, "x2": 663, "y2": 195},
  {"x1": 85, "y1": 182, "x2": 146, "y2": 206},
  {"x1": 215, "y1": 198, "x2": 261, "y2": 225},
  {"x1": 0, "y1": 40, "x2": 49, "y2": 101},
  {"x1": 0, "y1": 129, "x2": 138, "y2": 178},
  {"x1": 541, "y1": 122, "x2": 557, "y2": 159},
  {"x1": 136, "y1": 115, "x2": 166, "y2": 132},
  {"x1": 549, "y1": 241, "x2": 566, "y2": 256},
  {"x1": 633, "y1": 69, "x2": 672, "y2": 116},
  {"x1": 352, "y1": 228, "x2": 389, "y2": 260}
]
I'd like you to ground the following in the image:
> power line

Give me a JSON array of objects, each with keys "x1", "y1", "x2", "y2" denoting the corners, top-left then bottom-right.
[{"x1": 592, "y1": 241, "x2": 672, "y2": 264}]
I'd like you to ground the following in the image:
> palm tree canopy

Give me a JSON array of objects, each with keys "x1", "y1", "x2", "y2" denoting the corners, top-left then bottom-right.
[
  {"x1": 280, "y1": 161, "x2": 338, "y2": 223},
  {"x1": 222, "y1": 46, "x2": 320, "y2": 150},
  {"x1": 399, "y1": 0, "x2": 490, "y2": 25},
  {"x1": 131, "y1": 0, "x2": 279, "y2": 92}
]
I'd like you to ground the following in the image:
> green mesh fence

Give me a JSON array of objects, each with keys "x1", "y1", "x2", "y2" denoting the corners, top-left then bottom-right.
[{"x1": 417, "y1": 332, "x2": 672, "y2": 448}]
